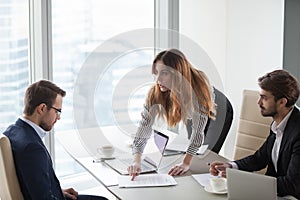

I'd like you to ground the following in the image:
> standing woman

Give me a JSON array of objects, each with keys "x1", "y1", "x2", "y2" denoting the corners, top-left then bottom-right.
[{"x1": 128, "y1": 49, "x2": 216, "y2": 179}]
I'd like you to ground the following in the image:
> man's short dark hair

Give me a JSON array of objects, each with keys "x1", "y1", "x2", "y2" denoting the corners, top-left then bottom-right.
[
  {"x1": 258, "y1": 69, "x2": 300, "y2": 107},
  {"x1": 23, "y1": 80, "x2": 66, "y2": 115}
]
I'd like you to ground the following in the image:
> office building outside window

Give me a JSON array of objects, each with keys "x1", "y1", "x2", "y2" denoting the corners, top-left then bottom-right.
[
  {"x1": 52, "y1": 0, "x2": 154, "y2": 177},
  {"x1": 0, "y1": 0, "x2": 29, "y2": 132}
]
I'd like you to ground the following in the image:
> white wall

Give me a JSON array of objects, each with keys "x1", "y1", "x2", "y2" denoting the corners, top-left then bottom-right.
[{"x1": 180, "y1": 0, "x2": 284, "y2": 159}]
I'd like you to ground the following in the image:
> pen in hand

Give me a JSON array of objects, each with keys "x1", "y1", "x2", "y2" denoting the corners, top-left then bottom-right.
[{"x1": 208, "y1": 162, "x2": 224, "y2": 177}]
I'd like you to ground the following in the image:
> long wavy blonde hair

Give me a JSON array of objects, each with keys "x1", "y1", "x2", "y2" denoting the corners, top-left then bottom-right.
[{"x1": 146, "y1": 49, "x2": 216, "y2": 127}]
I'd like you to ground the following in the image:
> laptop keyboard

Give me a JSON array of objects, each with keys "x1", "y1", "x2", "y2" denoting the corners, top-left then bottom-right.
[
  {"x1": 106, "y1": 158, "x2": 154, "y2": 173},
  {"x1": 120, "y1": 158, "x2": 154, "y2": 171}
]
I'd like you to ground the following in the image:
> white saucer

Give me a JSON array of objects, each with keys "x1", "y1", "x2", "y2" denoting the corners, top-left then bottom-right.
[
  {"x1": 204, "y1": 185, "x2": 227, "y2": 194},
  {"x1": 93, "y1": 157, "x2": 115, "y2": 162}
]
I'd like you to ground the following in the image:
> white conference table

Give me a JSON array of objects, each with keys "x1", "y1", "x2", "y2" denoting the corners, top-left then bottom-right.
[
  {"x1": 57, "y1": 127, "x2": 289, "y2": 200},
  {"x1": 108, "y1": 151, "x2": 229, "y2": 200},
  {"x1": 76, "y1": 151, "x2": 229, "y2": 200}
]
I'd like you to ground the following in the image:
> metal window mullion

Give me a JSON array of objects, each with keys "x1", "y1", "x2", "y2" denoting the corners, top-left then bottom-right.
[
  {"x1": 154, "y1": 0, "x2": 179, "y2": 50},
  {"x1": 29, "y1": 0, "x2": 55, "y2": 163},
  {"x1": 168, "y1": 0, "x2": 179, "y2": 48}
]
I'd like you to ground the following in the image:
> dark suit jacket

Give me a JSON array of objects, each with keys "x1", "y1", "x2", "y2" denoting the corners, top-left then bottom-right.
[
  {"x1": 235, "y1": 107, "x2": 300, "y2": 199},
  {"x1": 3, "y1": 119, "x2": 65, "y2": 200}
]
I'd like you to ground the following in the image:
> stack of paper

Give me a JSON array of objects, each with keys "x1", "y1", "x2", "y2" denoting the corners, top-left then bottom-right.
[{"x1": 118, "y1": 174, "x2": 177, "y2": 188}]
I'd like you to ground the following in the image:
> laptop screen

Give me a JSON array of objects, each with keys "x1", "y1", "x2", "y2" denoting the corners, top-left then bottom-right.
[
  {"x1": 154, "y1": 130, "x2": 169, "y2": 154},
  {"x1": 143, "y1": 130, "x2": 169, "y2": 168}
]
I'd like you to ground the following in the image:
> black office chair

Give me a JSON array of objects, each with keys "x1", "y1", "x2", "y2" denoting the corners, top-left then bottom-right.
[{"x1": 186, "y1": 87, "x2": 233, "y2": 153}]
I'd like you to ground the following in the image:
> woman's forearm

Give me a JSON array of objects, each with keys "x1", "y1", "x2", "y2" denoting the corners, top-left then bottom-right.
[{"x1": 183, "y1": 153, "x2": 193, "y2": 165}]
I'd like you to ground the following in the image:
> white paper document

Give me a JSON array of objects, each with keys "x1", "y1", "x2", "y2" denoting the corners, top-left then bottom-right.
[
  {"x1": 197, "y1": 144, "x2": 209, "y2": 154},
  {"x1": 118, "y1": 174, "x2": 177, "y2": 188},
  {"x1": 166, "y1": 144, "x2": 209, "y2": 155},
  {"x1": 192, "y1": 173, "x2": 214, "y2": 187}
]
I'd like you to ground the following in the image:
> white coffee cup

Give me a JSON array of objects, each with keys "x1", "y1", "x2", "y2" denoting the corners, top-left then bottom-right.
[
  {"x1": 209, "y1": 177, "x2": 227, "y2": 192},
  {"x1": 97, "y1": 145, "x2": 115, "y2": 158}
]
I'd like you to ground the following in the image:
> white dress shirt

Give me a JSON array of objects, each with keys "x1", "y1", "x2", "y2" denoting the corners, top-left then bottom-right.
[
  {"x1": 270, "y1": 108, "x2": 293, "y2": 172},
  {"x1": 20, "y1": 116, "x2": 47, "y2": 140}
]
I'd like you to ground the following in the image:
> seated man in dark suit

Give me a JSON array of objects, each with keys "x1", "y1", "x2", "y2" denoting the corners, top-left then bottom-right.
[
  {"x1": 3, "y1": 80, "x2": 107, "y2": 200},
  {"x1": 209, "y1": 69, "x2": 300, "y2": 199}
]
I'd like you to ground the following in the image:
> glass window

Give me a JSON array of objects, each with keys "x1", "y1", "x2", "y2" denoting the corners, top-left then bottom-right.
[
  {"x1": 0, "y1": 0, "x2": 29, "y2": 132},
  {"x1": 52, "y1": 0, "x2": 154, "y2": 177}
]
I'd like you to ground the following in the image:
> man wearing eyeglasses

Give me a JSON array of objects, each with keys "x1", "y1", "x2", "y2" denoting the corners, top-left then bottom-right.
[{"x1": 3, "y1": 80, "x2": 107, "y2": 200}]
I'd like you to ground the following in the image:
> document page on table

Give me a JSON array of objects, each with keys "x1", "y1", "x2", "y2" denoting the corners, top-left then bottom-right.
[
  {"x1": 118, "y1": 174, "x2": 177, "y2": 188},
  {"x1": 192, "y1": 173, "x2": 214, "y2": 187}
]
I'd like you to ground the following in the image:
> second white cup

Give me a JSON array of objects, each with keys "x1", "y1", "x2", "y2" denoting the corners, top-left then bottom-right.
[
  {"x1": 97, "y1": 145, "x2": 115, "y2": 158},
  {"x1": 209, "y1": 177, "x2": 227, "y2": 192}
]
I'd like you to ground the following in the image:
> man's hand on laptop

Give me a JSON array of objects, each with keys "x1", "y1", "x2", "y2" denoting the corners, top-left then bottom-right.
[{"x1": 209, "y1": 161, "x2": 232, "y2": 178}]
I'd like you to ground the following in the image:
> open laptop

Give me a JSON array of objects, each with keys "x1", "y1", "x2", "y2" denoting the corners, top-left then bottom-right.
[
  {"x1": 226, "y1": 168, "x2": 277, "y2": 200},
  {"x1": 104, "y1": 129, "x2": 169, "y2": 175}
]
